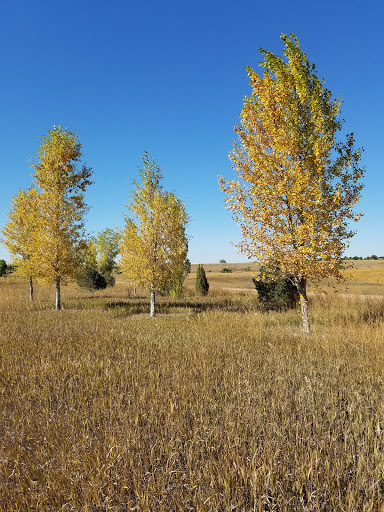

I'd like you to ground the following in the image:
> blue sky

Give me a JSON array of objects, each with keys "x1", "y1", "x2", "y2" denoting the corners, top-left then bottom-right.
[{"x1": 1, "y1": 0, "x2": 383, "y2": 263}]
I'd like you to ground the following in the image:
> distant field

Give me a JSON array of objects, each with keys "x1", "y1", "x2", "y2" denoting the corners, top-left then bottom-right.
[
  {"x1": 1, "y1": 264, "x2": 384, "y2": 510},
  {"x1": 190, "y1": 262, "x2": 259, "y2": 273},
  {"x1": 189, "y1": 259, "x2": 384, "y2": 296}
]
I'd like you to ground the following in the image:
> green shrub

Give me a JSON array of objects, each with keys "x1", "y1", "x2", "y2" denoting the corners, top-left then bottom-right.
[
  {"x1": 253, "y1": 264, "x2": 299, "y2": 310},
  {"x1": 195, "y1": 264, "x2": 209, "y2": 296},
  {"x1": 221, "y1": 267, "x2": 232, "y2": 273},
  {"x1": 102, "y1": 271, "x2": 116, "y2": 287},
  {"x1": 0, "y1": 260, "x2": 7, "y2": 277},
  {"x1": 77, "y1": 266, "x2": 107, "y2": 291}
]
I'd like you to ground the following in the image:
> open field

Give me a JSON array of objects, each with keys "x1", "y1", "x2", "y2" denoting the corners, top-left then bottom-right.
[
  {"x1": 1, "y1": 267, "x2": 384, "y2": 510},
  {"x1": 188, "y1": 260, "x2": 384, "y2": 297}
]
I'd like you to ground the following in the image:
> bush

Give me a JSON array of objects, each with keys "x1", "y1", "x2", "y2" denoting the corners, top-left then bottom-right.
[
  {"x1": 220, "y1": 259, "x2": 226, "y2": 263},
  {"x1": 0, "y1": 260, "x2": 7, "y2": 277},
  {"x1": 102, "y1": 271, "x2": 116, "y2": 287},
  {"x1": 77, "y1": 266, "x2": 107, "y2": 291},
  {"x1": 195, "y1": 264, "x2": 209, "y2": 296},
  {"x1": 253, "y1": 265, "x2": 299, "y2": 310},
  {"x1": 221, "y1": 267, "x2": 232, "y2": 273}
]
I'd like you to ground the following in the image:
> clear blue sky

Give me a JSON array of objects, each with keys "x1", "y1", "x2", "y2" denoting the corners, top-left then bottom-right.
[{"x1": 1, "y1": 0, "x2": 383, "y2": 263}]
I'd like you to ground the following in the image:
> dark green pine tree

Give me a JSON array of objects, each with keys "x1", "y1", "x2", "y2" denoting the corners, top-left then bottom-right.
[{"x1": 195, "y1": 264, "x2": 209, "y2": 296}]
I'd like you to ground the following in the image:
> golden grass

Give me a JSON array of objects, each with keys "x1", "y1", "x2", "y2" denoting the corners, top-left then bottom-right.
[
  {"x1": 342, "y1": 268, "x2": 384, "y2": 284},
  {"x1": 1, "y1": 276, "x2": 384, "y2": 510},
  {"x1": 187, "y1": 266, "x2": 384, "y2": 297}
]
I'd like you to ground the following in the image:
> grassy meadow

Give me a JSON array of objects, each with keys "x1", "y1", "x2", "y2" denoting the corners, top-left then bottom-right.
[{"x1": 1, "y1": 263, "x2": 384, "y2": 510}]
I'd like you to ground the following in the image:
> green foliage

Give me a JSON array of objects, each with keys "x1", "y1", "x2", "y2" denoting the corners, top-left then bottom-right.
[
  {"x1": 102, "y1": 272, "x2": 116, "y2": 287},
  {"x1": 0, "y1": 260, "x2": 7, "y2": 277},
  {"x1": 220, "y1": 259, "x2": 226, "y2": 263},
  {"x1": 195, "y1": 264, "x2": 209, "y2": 296},
  {"x1": 77, "y1": 266, "x2": 107, "y2": 291},
  {"x1": 79, "y1": 232, "x2": 118, "y2": 288},
  {"x1": 221, "y1": 267, "x2": 232, "y2": 273},
  {"x1": 93, "y1": 228, "x2": 119, "y2": 285},
  {"x1": 253, "y1": 264, "x2": 299, "y2": 311},
  {"x1": 169, "y1": 258, "x2": 191, "y2": 298}
]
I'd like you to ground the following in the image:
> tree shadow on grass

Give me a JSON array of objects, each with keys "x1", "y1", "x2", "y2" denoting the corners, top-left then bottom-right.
[{"x1": 104, "y1": 298, "x2": 258, "y2": 316}]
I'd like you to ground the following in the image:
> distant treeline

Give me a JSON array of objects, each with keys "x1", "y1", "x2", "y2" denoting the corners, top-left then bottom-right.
[{"x1": 343, "y1": 255, "x2": 384, "y2": 260}]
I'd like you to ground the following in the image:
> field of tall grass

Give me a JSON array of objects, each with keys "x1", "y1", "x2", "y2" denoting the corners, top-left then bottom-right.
[{"x1": 1, "y1": 267, "x2": 384, "y2": 510}]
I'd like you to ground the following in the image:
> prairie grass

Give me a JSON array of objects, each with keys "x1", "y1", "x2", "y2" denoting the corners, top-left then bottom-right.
[{"x1": 1, "y1": 277, "x2": 384, "y2": 510}]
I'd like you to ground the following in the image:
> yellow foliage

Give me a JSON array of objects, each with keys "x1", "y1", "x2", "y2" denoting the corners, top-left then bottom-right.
[
  {"x1": 219, "y1": 34, "x2": 364, "y2": 288},
  {"x1": 1, "y1": 187, "x2": 40, "y2": 278},
  {"x1": 29, "y1": 126, "x2": 93, "y2": 286},
  {"x1": 119, "y1": 153, "x2": 188, "y2": 298}
]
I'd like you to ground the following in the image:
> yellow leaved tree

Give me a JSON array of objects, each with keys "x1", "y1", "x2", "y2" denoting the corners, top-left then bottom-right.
[
  {"x1": 1, "y1": 187, "x2": 40, "y2": 301},
  {"x1": 30, "y1": 126, "x2": 92, "y2": 310},
  {"x1": 219, "y1": 34, "x2": 364, "y2": 332},
  {"x1": 119, "y1": 152, "x2": 189, "y2": 316}
]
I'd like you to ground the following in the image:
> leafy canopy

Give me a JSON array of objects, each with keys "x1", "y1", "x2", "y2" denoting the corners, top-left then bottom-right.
[
  {"x1": 1, "y1": 187, "x2": 41, "y2": 279},
  {"x1": 30, "y1": 126, "x2": 92, "y2": 284},
  {"x1": 119, "y1": 152, "x2": 189, "y2": 294},
  {"x1": 219, "y1": 33, "x2": 364, "y2": 286}
]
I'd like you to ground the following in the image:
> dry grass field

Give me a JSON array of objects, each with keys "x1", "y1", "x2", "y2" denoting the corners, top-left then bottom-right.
[{"x1": 1, "y1": 263, "x2": 384, "y2": 510}]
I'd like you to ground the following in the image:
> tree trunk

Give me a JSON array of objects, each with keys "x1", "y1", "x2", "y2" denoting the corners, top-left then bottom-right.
[
  {"x1": 150, "y1": 285, "x2": 155, "y2": 317},
  {"x1": 133, "y1": 279, "x2": 137, "y2": 298},
  {"x1": 297, "y1": 278, "x2": 309, "y2": 333},
  {"x1": 55, "y1": 276, "x2": 61, "y2": 311},
  {"x1": 29, "y1": 276, "x2": 34, "y2": 302}
]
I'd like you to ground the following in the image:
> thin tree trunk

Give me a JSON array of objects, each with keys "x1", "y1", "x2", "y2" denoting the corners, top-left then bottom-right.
[
  {"x1": 297, "y1": 278, "x2": 309, "y2": 333},
  {"x1": 133, "y1": 279, "x2": 137, "y2": 298},
  {"x1": 55, "y1": 276, "x2": 61, "y2": 311},
  {"x1": 150, "y1": 284, "x2": 155, "y2": 317},
  {"x1": 29, "y1": 276, "x2": 34, "y2": 302}
]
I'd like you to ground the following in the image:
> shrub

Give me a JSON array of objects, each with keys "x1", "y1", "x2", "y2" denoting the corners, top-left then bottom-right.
[
  {"x1": 221, "y1": 267, "x2": 232, "y2": 273},
  {"x1": 77, "y1": 266, "x2": 107, "y2": 291},
  {"x1": 0, "y1": 260, "x2": 7, "y2": 277},
  {"x1": 102, "y1": 271, "x2": 116, "y2": 287},
  {"x1": 220, "y1": 259, "x2": 226, "y2": 263},
  {"x1": 195, "y1": 264, "x2": 209, "y2": 296},
  {"x1": 253, "y1": 264, "x2": 299, "y2": 310}
]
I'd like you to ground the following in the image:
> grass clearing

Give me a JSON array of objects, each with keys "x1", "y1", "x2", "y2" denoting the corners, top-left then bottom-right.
[{"x1": 1, "y1": 273, "x2": 384, "y2": 510}]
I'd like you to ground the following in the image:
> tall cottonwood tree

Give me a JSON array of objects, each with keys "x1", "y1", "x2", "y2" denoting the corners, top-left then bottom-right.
[
  {"x1": 31, "y1": 126, "x2": 92, "y2": 310},
  {"x1": 219, "y1": 34, "x2": 364, "y2": 332},
  {"x1": 1, "y1": 187, "x2": 40, "y2": 301},
  {"x1": 119, "y1": 152, "x2": 189, "y2": 317}
]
